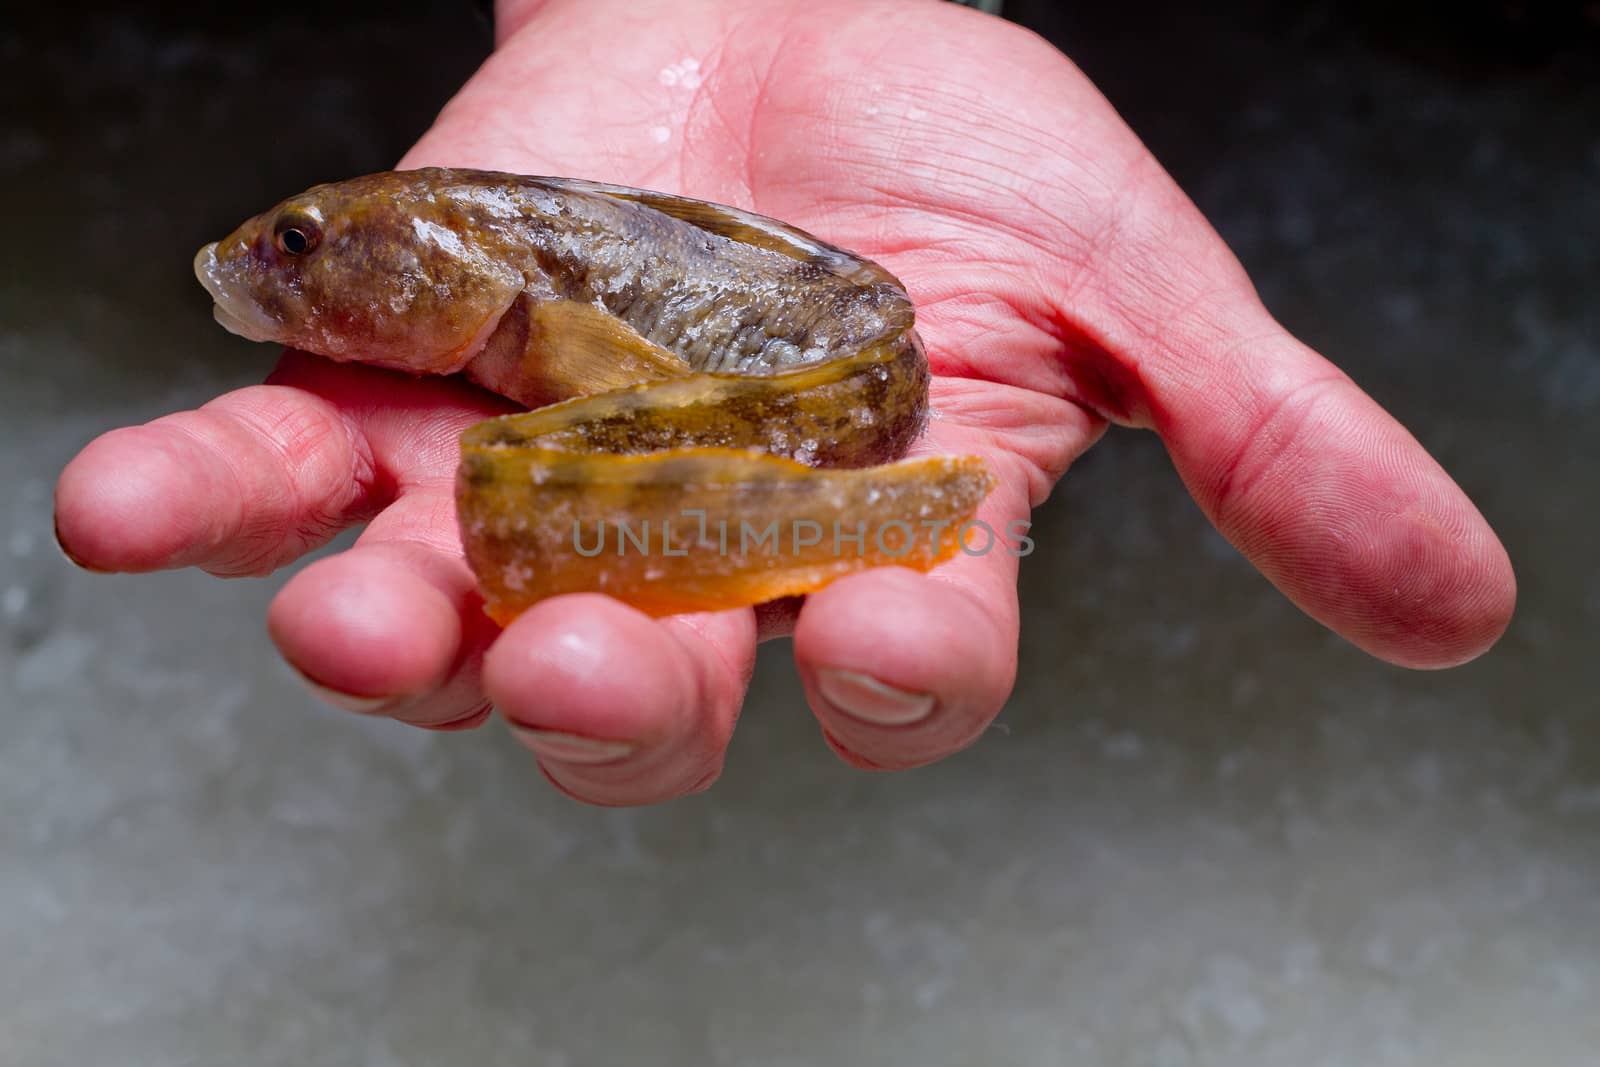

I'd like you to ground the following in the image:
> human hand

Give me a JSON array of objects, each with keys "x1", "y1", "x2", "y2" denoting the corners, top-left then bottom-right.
[{"x1": 54, "y1": 0, "x2": 1514, "y2": 805}]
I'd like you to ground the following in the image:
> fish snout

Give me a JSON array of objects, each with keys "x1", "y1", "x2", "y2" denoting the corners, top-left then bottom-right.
[
  {"x1": 193, "y1": 240, "x2": 282, "y2": 344},
  {"x1": 193, "y1": 242, "x2": 224, "y2": 299}
]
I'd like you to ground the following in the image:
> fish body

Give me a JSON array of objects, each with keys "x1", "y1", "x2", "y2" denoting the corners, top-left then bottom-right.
[{"x1": 197, "y1": 168, "x2": 993, "y2": 620}]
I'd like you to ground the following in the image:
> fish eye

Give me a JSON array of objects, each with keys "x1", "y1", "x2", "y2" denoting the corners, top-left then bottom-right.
[{"x1": 273, "y1": 214, "x2": 321, "y2": 256}]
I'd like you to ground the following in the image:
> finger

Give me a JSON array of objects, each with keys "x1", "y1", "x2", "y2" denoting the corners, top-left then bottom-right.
[
  {"x1": 55, "y1": 382, "x2": 377, "y2": 577},
  {"x1": 1072, "y1": 189, "x2": 1515, "y2": 666},
  {"x1": 792, "y1": 418, "x2": 1046, "y2": 770},
  {"x1": 484, "y1": 596, "x2": 756, "y2": 806},
  {"x1": 796, "y1": 566, "x2": 1015, "y2": 772},
  {"x1": 267, "y1": 487, "x2": 501, "y2": 729},
  {"x1": 265, "y1": 349, "x2": 513, "y2": 483},
  {"x1": 54, "y1": 351, "x2": 506, "y2": 578},
  {"x1": 1166, "y1": 332, "x2": 1514, "y2": 668}
]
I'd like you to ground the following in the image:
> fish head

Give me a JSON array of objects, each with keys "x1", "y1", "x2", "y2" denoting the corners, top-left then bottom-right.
[{"x1": 194, "y1": 171, "x2": 525, "y2": 373}]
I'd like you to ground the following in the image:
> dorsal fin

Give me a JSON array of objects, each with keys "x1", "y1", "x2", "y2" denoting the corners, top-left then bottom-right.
[{"x1": 542, "y1": 177, "x2": 900, "y2": 288}]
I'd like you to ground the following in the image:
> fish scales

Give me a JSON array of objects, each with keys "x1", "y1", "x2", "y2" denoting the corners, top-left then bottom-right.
[{"x1": 194, "y1": 167, "x2": 994, "y2": 620}]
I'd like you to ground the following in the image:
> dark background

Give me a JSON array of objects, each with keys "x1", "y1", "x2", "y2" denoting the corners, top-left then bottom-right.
[{"x1": 3, "y1": 2, "x2": 1596, "y2": 1063}]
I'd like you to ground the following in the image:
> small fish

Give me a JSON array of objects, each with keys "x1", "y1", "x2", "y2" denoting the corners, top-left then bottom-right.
[{"x1": 196, "y1": 168, "x2": 993, "y2": 621}]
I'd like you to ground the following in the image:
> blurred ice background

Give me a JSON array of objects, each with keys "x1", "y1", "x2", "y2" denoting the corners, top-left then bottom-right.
[{"x1": 2, "y1": 2, "x2": 1596, "y2": 1064}]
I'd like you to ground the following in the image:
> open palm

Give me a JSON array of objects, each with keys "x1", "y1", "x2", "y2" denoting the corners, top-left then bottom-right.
[{"x1": 56, "y1": 0, "x2": 1514, "y2": 805}]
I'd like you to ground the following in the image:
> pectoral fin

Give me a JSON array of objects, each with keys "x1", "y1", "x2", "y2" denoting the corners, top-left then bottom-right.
[{"x1": 465, "y1": 291, "x2": 692, "y2": 408}]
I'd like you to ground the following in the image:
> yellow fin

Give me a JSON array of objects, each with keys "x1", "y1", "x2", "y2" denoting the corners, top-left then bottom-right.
[{"x1": 466, "y1": 292, "x2": 691, "y2": 408}]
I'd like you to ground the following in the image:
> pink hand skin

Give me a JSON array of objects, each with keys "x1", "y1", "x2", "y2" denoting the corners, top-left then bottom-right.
[{"x1": 54, "y1": 0, "x2": 1514, "y2": 805}]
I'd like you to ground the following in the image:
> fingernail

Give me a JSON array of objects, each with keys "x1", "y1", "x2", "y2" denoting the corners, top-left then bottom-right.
[
  {"x1": 424, "y1": 700, "x2": 495, "y2": 732},
  {"x1": 292, "y1": 669, "x2": 396, "y2": 714},
  {"x1": 817, "y1": 668, "x2": 935, "y2": 726},
  {"x1": 507, "y1": 725, "x2": 636, "y2": 765}
]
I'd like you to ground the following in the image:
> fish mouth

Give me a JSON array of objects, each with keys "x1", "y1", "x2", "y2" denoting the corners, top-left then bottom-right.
[{"x1": 193, "y1": 241, "x2": 282, "y2": 344}]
